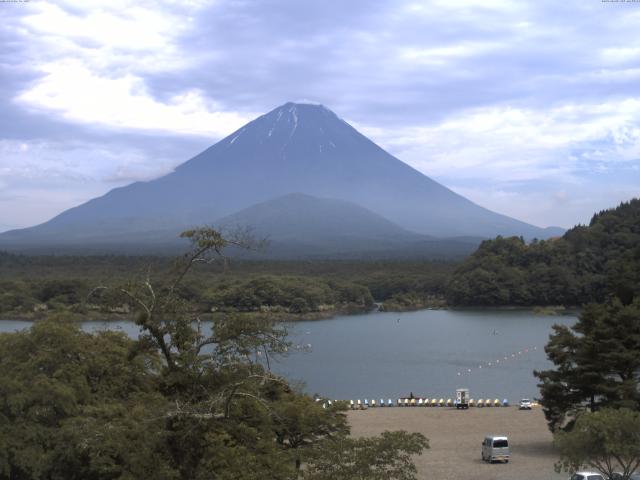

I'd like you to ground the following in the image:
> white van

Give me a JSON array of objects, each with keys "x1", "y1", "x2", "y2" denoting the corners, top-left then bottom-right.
[
  {"x1": 569, "y1": 473, "x2": 604, "y2": 480},
  {"x1": 481, "y1": 435, "x2": 510, "y2": 463}
]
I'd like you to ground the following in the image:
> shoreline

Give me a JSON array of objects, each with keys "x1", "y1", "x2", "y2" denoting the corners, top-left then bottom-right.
[
  {"x1": 0, "y1": 303, "x2": 580, "y2": 322},
  {"x1": 0, "y1": 306, "x2": 374, "y2": 323}
]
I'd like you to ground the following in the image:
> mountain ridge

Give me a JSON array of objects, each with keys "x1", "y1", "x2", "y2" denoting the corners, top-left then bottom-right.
[{"x1": 0, "y1": 102, "x2": 564, "y2": 254}]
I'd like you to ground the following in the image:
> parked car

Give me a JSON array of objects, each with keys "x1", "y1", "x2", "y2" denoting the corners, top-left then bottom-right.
[
  {"x1": 481, "y1": 435, "x2": 509, "y2": 463},
  {"x1": 519, "y1": 398, "x2": 532, "y2": 410},
  {"x1": 569, "y1": 472, "x2": 604, "y2": 480}
]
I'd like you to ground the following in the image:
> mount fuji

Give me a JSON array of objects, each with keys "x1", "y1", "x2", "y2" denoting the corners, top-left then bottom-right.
[{"x1": 0, "y1": 102, "x2": 563, "y2": 256}]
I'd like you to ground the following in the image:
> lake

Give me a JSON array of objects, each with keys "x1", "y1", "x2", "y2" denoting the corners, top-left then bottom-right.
[{"x1": 0, "y1": 308, "x2": 576, "y2": 403}]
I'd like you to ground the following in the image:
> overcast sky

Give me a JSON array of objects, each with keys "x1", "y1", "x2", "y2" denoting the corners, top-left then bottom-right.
[{"x1": 1, "y1": 0, "x2": 639, "y2": 232}]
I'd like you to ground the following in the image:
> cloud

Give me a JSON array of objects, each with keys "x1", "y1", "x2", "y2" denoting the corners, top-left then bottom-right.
[
  {"x1": 398, "y1": 42, "x2": 503, "y2": 66},
  {"x1": 0, "y1": 0, "x2": 639, "y2": 230},
  {"x1": 452, "y1": 181, "x2": 640, "y2": 229},
  {"x1": 0, "y1": 137, "x2": 191, "y2": 185},
  {"x1": 0, "y1": 137, "x2": 198, "y2": 231},
  {"x1": 368, "y1": 98, "x2": 640, "y2": 183},
  {"x1": 354, "y1": 94, "x2": 640, "y2": 227},
  {"x1": 13, "y1": 1, "x2": 254, "y2": 137},
  {"x1": 17, "y1": 61, "x2": 253, "y2": 137}
]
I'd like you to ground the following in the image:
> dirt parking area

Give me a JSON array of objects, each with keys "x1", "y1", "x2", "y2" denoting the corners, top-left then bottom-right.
[{"x1": 347, "y1": 406, "x2": 566, "y2": 480}]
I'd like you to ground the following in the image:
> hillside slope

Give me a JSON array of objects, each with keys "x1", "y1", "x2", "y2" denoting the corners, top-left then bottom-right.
[
  {"x1": 446, "y1": 199, "x2": 640, "y2": 306},
  {"x1": 0, "y1": 102, "x2": 562, "y2": 254},
  {"x1": 216, "y1": 193, "x2": 481, "y2": 258}
]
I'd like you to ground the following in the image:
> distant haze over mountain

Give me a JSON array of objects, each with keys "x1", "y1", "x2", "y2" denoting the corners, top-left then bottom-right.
[
  {"x1": 219, "y1": 193, "x2": 420, "y2": 244},
  {"x1": 0, "y1": 102, "x2": 564, "y2": 256}
]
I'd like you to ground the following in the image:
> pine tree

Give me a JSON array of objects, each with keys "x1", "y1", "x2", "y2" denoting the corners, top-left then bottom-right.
[{"x1": 536, "y1": 298, "x2": 640, "y2": 431}]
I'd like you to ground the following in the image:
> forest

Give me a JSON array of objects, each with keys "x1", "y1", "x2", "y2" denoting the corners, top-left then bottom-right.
[
  {"x1": 2, "y1": 199, "x2": 638, "y2": 321},
  {"x1": 0, "y1": 253, "x2": 453, "y2": 319},
  {"x1": 446, "y1": 199, "x2": 640, "y2": 307},
  {"x1": 1, "y1": 202, "x2": 640, "y2": 478}
]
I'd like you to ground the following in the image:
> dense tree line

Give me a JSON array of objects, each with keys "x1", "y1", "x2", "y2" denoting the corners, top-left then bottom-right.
[
  {"x1": 446, "y1": 199, "x2": 640, "y2": 306},
  {"x1": 201, "y1": 275, "x2": 374, "y2": 313},
  {"x1": 0, "y1": 228, "x2": 429, "y2": 479},
  {"x1": 0, "y1": 254, "x2": 454, "y2": 318}
]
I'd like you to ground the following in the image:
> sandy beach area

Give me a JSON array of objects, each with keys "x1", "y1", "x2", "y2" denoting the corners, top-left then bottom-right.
[{"x1": 347, "y1": 406, "x2": 566, "y2": 480}]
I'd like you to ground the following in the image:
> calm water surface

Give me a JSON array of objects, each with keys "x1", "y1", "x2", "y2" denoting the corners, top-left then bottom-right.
[
  {"x1": 1, "y1": 309, "x2": 576, "y2": 402},
  {"x1": 278, "y1": 309, "x2": 576, "y2": 402}
]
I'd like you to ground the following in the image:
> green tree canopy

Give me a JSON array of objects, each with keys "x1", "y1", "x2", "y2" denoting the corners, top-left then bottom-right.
[
  {"x1": 304, "y1": 430, "x2": 429, "y2": 480},
  {"x1": 536, "y1": 298, "x2": 640, "y2": 431},
  {"x1": 0, "y1": 316, "x2": 171, "y2": 480},
  {"x1": 447, "y1": 199, "x2": 640, "y2": 307},
  {"x1": 555, "y1": 408, "x2": 640, "y2": 480},
  {"x1": 0, "y1": 228, "x2": 430, "y2": 479}
]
